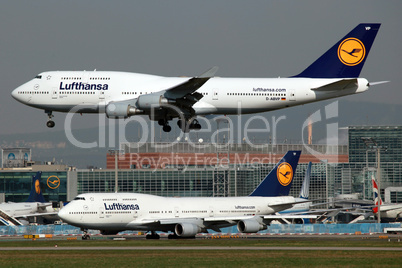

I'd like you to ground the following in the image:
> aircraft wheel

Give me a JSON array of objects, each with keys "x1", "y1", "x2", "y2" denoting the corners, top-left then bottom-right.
[
  {"x1": 158, "y1": 119, "x2": 165, "y2": 126},
  {"x1": 82, "y1": 234, "x2": 90, "y2": 240},
  {"x1": 163, "y1": 125, "x2": 172, "y2": 132},
  {"x1": 168, "y1": 234, "x2": 178, "y2": 239},
  {"x1": 46, "y1": 120, "x2": 55, "y2": 128},
  {"x1": 146, "y1": 233, "x2": 160, "y2": 239}
]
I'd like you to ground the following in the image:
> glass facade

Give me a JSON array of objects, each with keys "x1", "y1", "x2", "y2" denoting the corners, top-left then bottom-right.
[
  {"x1": 347, "y1": 126, "x2": 402, "y2": 202},
  {"x1": 0, "y1": 171, "x2": 67, "y2": 202},
  {"x1": 78, "y1": 169, "x2": 216, "y2": 197},
  {"x1": 349, "y1": 126, "x2": 402, "y2": 163}
]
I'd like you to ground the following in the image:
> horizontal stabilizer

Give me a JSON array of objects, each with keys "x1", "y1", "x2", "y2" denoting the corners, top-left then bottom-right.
[{"x1": 312, "y1": 79, "x2": 358, "y2": 91}]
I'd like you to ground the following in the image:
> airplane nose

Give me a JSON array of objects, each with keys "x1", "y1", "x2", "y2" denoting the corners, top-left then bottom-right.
[
  {"x1": 11, "y1": 88, "x2": 19, "y2": 100},
  {"x1": 58, "y1": 207, "x2": 69, "y2": 221},
  {"x1": 11, "y1": 85, "x2": 27, "y2": 103}
]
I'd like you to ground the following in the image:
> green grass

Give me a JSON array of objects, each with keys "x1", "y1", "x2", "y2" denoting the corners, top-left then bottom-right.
[
  {"x1": 1, "y1": 235, "x2": 402, "y2": 248},
  {"x1": 0, "y1": 250, "x2": 401, "y2": 268},
  {"x1": 0, "y1": 237, "x2": 401, "y2": 267}
]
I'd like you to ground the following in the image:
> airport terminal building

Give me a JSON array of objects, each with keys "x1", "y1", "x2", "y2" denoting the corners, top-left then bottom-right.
[{"x1": 1, "y1": 126, "x2": 401, "y2": 207}]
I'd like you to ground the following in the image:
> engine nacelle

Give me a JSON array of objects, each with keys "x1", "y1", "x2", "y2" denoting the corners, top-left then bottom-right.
[
  {"x1": 105, "y1": 103, "x2": 143, "y2": 118},
  {"x1": 136, "y1": 94, "x2": 172, "y2": 110},
  {"x1": 237, "y1": 219, "x2": 266, "y2": 233},
  {"x1": 174, "y1": 223, "x2": 201, "y2": 237}
]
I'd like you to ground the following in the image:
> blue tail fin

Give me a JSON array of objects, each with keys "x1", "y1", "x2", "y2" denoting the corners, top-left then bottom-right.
[
  {"x1": 293, "y1": 23, "x2": 380, "y2": 78},
  {"x1": 249, "y1": 151, "x2": 301, "y2": 197},
  {"x1": 299, "y1": 162, "x2": 311, "y2": 199},
  {"x1": 26, "y1": 172, "x2": 47, "y2": 203}
]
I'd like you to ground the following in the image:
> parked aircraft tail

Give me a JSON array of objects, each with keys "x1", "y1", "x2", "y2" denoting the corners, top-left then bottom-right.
[
  {"x1": 293, "y1": 23, "x2": 380, "y2": 78},
  {"x1": 26, "y1": 172, "x2": 47, "y2": 203},
  {"x1": 372, "y1": 175, "x2": 383, "y2": 213},
  {"x1": 249, "y1": 151, "x2": 301, "y2": 197}
]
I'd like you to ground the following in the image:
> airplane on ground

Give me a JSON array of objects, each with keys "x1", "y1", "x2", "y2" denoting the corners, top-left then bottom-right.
[
  {"x1": 58, "y1": 151, "x2": 306, "y2": 239},
  {"x1": 372, "y1": 177, "x2": 402, "y2": 222},
  {"x1": 266, "y1": 162, "x2": 315, "y2": 224},
  {"x1": 0, "y1": 172, "x2": 59, "y2": 226},
  {"x1": 12, "y1": 24, "x2": 385, "y2": 132}
]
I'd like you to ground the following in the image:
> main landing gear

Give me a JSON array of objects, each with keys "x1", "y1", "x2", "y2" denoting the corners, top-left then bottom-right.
[
  {"x1": 177, "y1": 119, "x2": 201, "y2": 132},
  {"x1": 82, "y1": 229, "x2": 90, "y2": 240},
  {"x1": 45, "y1": 110, "x2": 55, "y2": 128},
  {"x1": 158, "y1": 119, "x2": 172, "y2": 133},
  {"x1": 145, "y1": 231, "x2": 160, "y2": 239}
]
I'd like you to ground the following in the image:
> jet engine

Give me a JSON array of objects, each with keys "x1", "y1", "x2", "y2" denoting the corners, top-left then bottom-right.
[
  {"x1": 105, "y1": 103, "x2": 143, "y2": 118},
  {"x1": 136, "y1": 94, "x2": 174, "y2": 110},
  {"x1": 237, "y1": 219, "x2": 266, "y2": 233},
  {"x1": 174, "y1": 223, "x2": 201, "y2": 237}
]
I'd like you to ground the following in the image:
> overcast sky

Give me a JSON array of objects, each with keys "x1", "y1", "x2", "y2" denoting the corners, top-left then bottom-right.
[{"x1": 1, "y1": 0, "x2": 401, "y2": 136}]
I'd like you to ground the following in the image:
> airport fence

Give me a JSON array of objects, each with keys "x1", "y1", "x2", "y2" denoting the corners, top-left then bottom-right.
[
  {"x1": 220, "y1": 223, "x2": 402, "y2": 235},
  {"x1": 0, "y1": 223, "x2": 401, "y2": 236}
]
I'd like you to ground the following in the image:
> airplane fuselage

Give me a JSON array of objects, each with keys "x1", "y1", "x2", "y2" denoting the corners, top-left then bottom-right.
[
  {"x1": 12, "y1": 71, "x2": 369, "y2": 116},
  {"x1": 378, "y1": 206, "x2": 402, "y2": 223},
  {"x1": 0, "y1": 202, "x2": 42, "y2": 217},
  {"x1": 58, "y1": 192, "x2": 295, "y2": 232}
]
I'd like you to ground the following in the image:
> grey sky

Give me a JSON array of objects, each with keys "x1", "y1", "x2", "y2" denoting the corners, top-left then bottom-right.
[{"x1": 1, "y1": 0, "x2": 401, "y2": 136}]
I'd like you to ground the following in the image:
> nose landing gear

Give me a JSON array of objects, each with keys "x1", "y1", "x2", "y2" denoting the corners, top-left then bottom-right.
[{"x1": 45, "y1": 110, "x2": 55, "y2": 128}]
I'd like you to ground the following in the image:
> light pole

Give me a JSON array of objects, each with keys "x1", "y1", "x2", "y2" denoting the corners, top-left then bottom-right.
[
  {"x1": 108, "y1": 149, "x2": 123, "y2": 193},
  {"x1": 361, "y1": 137, "x2": 387, "y2": 223}
]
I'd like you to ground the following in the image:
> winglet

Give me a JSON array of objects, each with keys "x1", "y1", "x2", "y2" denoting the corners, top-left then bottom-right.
[
  {"x1": 198, "y1": 66, "x2": 219, "y2": 78},
  {"x1": 249, "y1": 151, "x2": 301, "y2": 197}
]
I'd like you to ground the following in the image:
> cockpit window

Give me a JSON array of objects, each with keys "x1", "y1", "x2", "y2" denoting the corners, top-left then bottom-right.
[
  {"x1": 74, "y1": 197, "x2": 85, "y2": 201},
  {"x1": 35, "y1": 75, "x2": 42, "y2": 79}
]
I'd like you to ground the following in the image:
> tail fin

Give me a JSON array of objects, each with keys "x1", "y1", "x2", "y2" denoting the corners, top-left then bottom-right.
[
  {"x1": 249, "y1": 151, "x2": 301, "y2": 197},
  {"x1": 299, "y1": 162, "x2": 311, "y2": 199},
  {"x1": 372, "y1": 175, "x2": 383, "y2": 213},
  {"x1": 293, "y1": 23, "x2": 380, "y2": 78},
  {"x1": 26, "y1": 172, "x2": 47, "y2": 203}
]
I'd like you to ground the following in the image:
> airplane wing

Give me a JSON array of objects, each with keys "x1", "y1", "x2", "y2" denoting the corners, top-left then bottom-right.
[
  {"x1": 106, "y1": 67, "x2": 219, "y2": 119},
  {"x1": 18, "y1": 212, "x2": 59, "y2": 218},
  {"x1": 164, "y1": 66, "x2": 218, "y2": 99},
  {"x1": 161, "y1": 66, "x2": 218, "y2": 115},
  {"x1": 377, "y1": 204, "x2": 402, "y2": 212},
  {"x1": 129, "y1": 215, "x2": 259, "y2": 234}
]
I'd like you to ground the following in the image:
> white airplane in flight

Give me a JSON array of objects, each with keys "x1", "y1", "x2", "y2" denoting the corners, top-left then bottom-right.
[
  {"x1": 12, "y1": 24, "x2": 383, "y2": 132},
  {"x1": 58, "y1": 151, "x2": 304, "y2": 239}
]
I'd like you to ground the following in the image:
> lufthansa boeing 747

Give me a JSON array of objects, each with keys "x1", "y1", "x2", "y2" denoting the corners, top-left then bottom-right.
[
  {"x1": 58, "y1": 151, "x2": 303, "y2": 239},
  {"x1": 12, "y1": 24, "x2": 383, "y2": 132}
]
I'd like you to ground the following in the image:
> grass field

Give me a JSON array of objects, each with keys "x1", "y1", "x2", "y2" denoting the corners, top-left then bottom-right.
[{"x1": 0, "y1": 237, "x2": 401, "y2": 267}]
